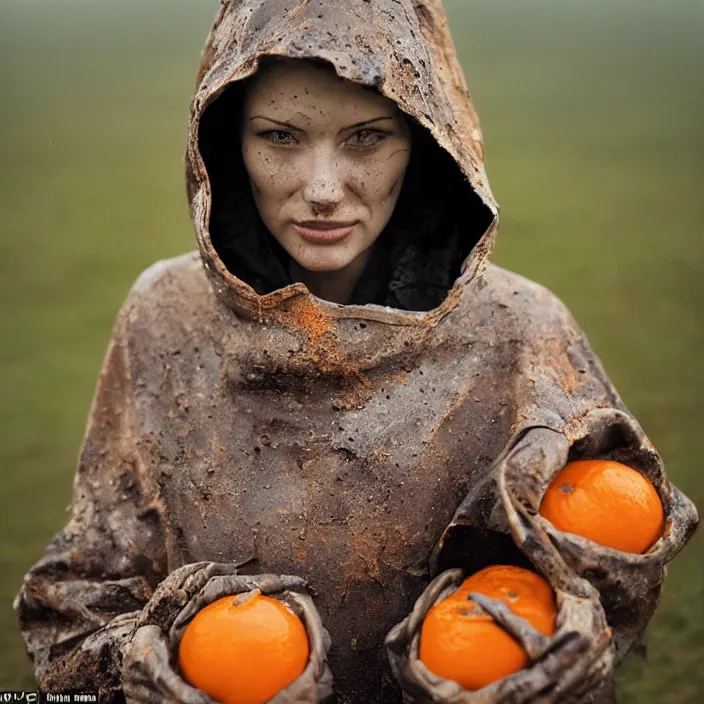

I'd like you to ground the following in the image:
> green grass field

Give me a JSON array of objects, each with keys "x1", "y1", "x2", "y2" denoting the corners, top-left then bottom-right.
[{"x1": 0, "y1": 0, "x2": 701, "y2": 699}]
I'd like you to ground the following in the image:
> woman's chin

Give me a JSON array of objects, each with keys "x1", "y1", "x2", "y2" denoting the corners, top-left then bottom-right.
[{"x1": 291, "y1": 250, "x2": 360, "y2": 274}]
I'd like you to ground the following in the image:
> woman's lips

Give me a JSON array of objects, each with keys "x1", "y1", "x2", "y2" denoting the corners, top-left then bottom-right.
[{"x1": 292, "y1": 221, "x2": 357, "y2": 243}]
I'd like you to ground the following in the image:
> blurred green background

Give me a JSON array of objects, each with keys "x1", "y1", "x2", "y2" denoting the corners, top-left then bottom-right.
[{"x1": 0, "y1": 0, "x2": 701, "y2": 699}]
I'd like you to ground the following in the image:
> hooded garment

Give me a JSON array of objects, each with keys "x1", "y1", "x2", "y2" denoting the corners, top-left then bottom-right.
[{"x1": 15, "y1": 1, "x2": 698, "y2": 703}]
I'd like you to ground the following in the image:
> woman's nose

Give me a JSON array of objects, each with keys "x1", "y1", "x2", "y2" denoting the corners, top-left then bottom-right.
[{"x1": 303, "y1": 150, "x2": 345, "y2": 211}]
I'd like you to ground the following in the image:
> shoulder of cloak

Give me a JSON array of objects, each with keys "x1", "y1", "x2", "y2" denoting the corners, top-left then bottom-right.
[
  {"x1": 120, "y1": 251, "x2": 225, "y2": 331},
  {"x1": 464, "y1": 262, "x2": 586, "y2": 344},
  {"x1": 467, "y1": 262, "x2": 626, "y2": 421}
]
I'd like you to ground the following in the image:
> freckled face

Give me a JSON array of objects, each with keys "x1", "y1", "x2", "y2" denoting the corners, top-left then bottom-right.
[{"x1": 240, "y1": 60, "x2": 412, "y2": 273}]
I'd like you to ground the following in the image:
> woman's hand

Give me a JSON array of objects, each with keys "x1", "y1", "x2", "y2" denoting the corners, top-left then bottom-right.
[
  {"x1": 123, "y1": 623, "x2": 213, "y2": 704},
  {"x1": 121, "y1": 562, "x2": 331, "y2": 704},
  {"x1": 386, "y1": 567, "x2": 614, "y2": 704}
]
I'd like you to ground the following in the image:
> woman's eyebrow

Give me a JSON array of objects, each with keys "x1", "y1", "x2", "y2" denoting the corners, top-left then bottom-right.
[
  {"x1": 343, "y1": 116, "x2": 395, "y2": 130},
  {"x1": 250, "y1": 114, "x2": 395, "y2": 132},
  {"x1": 249, "y1": 116, "x2": 302, "y2": 130}
]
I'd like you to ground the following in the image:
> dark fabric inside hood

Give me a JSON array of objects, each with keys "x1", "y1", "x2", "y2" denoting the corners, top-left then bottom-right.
[{"x1": 186, "y1": 0, "x2": 499, "y2": 318}]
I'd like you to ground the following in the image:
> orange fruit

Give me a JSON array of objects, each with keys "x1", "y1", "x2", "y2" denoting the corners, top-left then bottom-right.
[
  {"x1": 539, "y1": 459, "x2": 664, "y2": 553},
  {"x1": 178, "y1": 590, "x2": 309, "y2": 704},
  {"x1": 446, "y1": 565, "x2": 556, "y2": 622},
  {"x1": 419, "y1": 566, "x2": 557, "y2": 691}
]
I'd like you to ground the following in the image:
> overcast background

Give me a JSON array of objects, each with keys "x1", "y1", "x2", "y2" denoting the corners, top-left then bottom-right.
[{"x1": 1, "y1": 1, "x2": 702, "y2": 700}]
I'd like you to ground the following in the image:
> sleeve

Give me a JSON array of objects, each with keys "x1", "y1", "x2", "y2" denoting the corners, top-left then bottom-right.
[
  {"x1": 14, "y1": 301, "x2": 167, "y2": 701},
  {"x1": 433, "y1": 290, "x2": 699, "y2": 662},
  {"x1": 386, "y1": 288, "x2": 698, "y2": 703}
]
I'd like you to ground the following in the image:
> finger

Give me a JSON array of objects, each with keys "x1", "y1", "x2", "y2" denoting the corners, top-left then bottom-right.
[
  {"x1": 491, "y1": 630, "x2": 590, "y2": 703},
  {"x1": 276, "y1": 574, "x2": 310, "y2": 593},
  {"x1": 537, "y1": 630, "x2": 591, "y2": 678},
  {"x1": 171, "y1": 578, "x2": 249, "y2": 635},
  {"x1": 522, "y1": 631, "x2": 594, "y2": 703},
  {"x1": 273, "y1": 592, "x2": 335, "y2": 702},
  {"x1": 137, "y1": 563, "x2": 214, "y2": 627},
  {"x1": 496, "y1": 430, "x2": 590, "y2": 598},
  {"x1": 499, "y1": 472, "x2": 581, "y2": 596},
  {"x1": 160, "y1": 562, "x2": 213, "y2": 593},
  {"x1": 124, "y1": 627, "x2": 174, "y2": 703},
  {"x1": 405, "y1": 569, "x2": 464, "y2": 638},
  {"x1": 153, "y1": 662, "x2": 214, "y2": 704},
  {"x1": 547, "y1": 639, "x2": 612, "y2": 701},
  {"x1": 170, "y1": 574, "x2": 311, "y2": 643},
  {"x1": 235, "y1": 573, "x2": 306, "y2": 595},
  {"x1": 141, "y1": 562, "x2": 246, "y2": 630},
  {"x1": 179, "y1": 562, "x2": 301, "y2": 598},
  {"x1": 173, "y1": 574, "x2": 273, "y2": 634},
  {"x1": 126, "y1": 626, "x2": 215, "y2": 704},
  {"x1": 147, "y1": 635, "x2": 215, "y2": 704},
  {"x1": 468, "y1": 592, "x2": 550, "y2": 661},
  {"x1": 123, "y1": 680, "x2": 169, "y2": 704},
  {"x1": 503, "y1": 429, "x2": 570, "y2": 511},
  {"x1": 285, "y1": 592, "x2": 329, "y2": 663},
  {"x1": 127, "y1": 624, "x2": 166, "y2": 660},
  {"x1": 181, "y1": 561, "x2": 242, "y2": 595},
  {"x1": 567, "y1": 667, "x2": 618, "y2": 704}
]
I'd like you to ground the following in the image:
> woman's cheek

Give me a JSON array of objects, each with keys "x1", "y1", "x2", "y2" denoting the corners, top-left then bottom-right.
[
  {"x1": 355, "y1": 152, "x2": 409, "y2": 210},
  {"x1": 245, "y1": 146, "x2": 300, "y2": 200},
  {"x1": 368, "y1": 151, "x2": 408, "y2": 202}
]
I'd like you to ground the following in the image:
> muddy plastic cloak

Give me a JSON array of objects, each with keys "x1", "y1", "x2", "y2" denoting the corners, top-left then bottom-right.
[{"x1": 15, "y1": 1, "x2": 697, "y2": 703}]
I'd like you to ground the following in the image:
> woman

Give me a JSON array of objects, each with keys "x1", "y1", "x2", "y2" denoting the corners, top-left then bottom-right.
[{"x1": 15, "y1": 1, "x2": 697, "y2": 703}]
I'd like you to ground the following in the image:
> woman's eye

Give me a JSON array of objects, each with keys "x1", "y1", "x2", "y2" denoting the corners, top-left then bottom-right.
[
  {"x1": 347, "y1": 129, "x2": 387, "y2": 149},
  {"x1": 260, "y1": 130, "x2": 298, "y2": 145}
]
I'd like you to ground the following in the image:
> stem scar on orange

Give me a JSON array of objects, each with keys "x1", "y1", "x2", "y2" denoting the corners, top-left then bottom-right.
[
  {"x1": 178, "y1": 590, "x2": 309, "y2": 704},
  {"x1": 539, "y1": 459, "x2": 664, "y2": 554},
  {"x1": 419, "y1": 565, "x2": 557, "y2": 691}
]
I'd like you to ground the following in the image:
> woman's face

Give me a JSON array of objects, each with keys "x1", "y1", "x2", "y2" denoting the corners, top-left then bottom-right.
[{"x1": 240, "y1": 60, "x2": 412, "y2": 273}]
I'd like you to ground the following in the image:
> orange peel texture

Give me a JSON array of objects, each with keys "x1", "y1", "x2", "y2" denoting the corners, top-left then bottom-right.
[
  {"x1": 178, "y1": 590, "x2": 310, "y2": 704},
  {"x1": 539, "y1": 459, "x2": 664, "y2": 553}
]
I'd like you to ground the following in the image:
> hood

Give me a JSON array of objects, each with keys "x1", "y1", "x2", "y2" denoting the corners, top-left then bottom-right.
[{"x1": 185, "y1": 0, "x2": 498, "y2": 322}]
